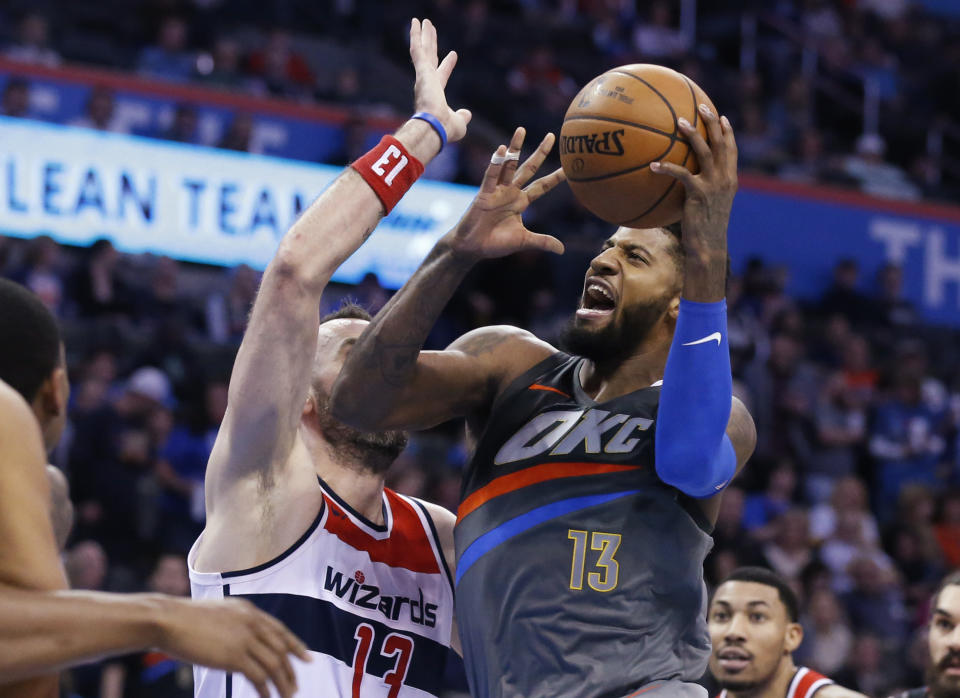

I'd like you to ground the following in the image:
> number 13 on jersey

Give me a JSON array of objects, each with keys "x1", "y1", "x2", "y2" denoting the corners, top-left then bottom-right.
[{"x1": 568, "y1": 529, "x2": 622, "y2": 592}]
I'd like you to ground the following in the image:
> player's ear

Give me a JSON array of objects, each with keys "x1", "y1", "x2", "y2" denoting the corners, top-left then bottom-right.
[
  {"x1": 667, "y1": 295, "x2": 681, "y2": 321},
  {"x1": 38, "y1": 366, "x2": 69, "y2": 418},
  {"x1": 784, "y1": 621, "x2": 803, "y2": 653}
]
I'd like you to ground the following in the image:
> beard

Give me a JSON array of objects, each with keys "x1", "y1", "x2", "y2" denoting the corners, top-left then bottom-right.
[
  {"x1": 312, "y1": 392, "x2": 408, "y2": 475},
  {"x1": 560, "y1": 292, "x2": 673, "y2": 365},
  {"x1": 927, "y1": 652, "x2": 960, "y2": 698},
  {"x1": 716, "y1": 678, "x2": 763, "y2": 694}
]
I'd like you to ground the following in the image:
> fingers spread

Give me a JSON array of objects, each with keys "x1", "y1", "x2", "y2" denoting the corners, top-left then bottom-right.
[
  {"x1": 481, "y1": 145, "x2": 507, "y2": 194},
  {"x1": 409, "y1": 19, "x2": 421, "y2": 62},
  {"x1": 249, "y1": 641, "x2": 294, "y2": 698},
  {"x1": 514, "y1": 131, "x2": 555, "y2": 188},
  {"x1": 699, "y1": 103, "x2": 725, "y2": 167},
  {"x1": 261, "y1": 615, "x2": 310, "y2": 662},
  {"x1": 239, "y1": 656, "x2": 270, "y2": 698},
  {"x1": 677, "y1": 117, "x2": 712, "y2": 174},
  {"x1": 650, "y1": 160, "x2": 694, "y2": 188},
  {"x1": 422, "y1": 18, "x2": 437, "y2": 67},
  {"x1": 456, "y1": 108, "x2": 473, "y2": 126},
  {"x1": 524, "y1": 166, "x2": 566, "y2": 203},
  {"x1": 498, "y1": 127, "x2": 526, "y2": 186},
  {"x1": 721, "y1": 115, "x2": 738, "y2": 176},
  {"x1": 525, "y1": 232, "x2": 565, "y2": 255},
  {"x1": 437, "y1": 51, "x2": 458, "y2": 88}
]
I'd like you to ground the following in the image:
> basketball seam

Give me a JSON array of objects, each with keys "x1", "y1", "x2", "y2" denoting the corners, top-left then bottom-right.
[
  {"x1": 607, "y1": 70, "x2": 680, "y2": 142},
  {"x1": 562, "y1": 114, "x2": 676, "y2": 139},
  {"x1": 616, "y1": 77, "x2": 700, "y2": 226}
]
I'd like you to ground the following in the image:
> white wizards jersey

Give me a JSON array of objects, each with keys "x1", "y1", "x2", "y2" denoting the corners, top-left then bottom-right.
[{"x1": 188, "y1": 480, "x2": 456, "y2": 697}]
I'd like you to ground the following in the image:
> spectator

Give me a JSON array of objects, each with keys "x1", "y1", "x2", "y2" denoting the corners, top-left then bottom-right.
[
  {"x1": 162, "y1": 103, "x2": 200, "y2": 144},
  {"x1": 0, "y1": 77, "x2": 30, "y2": 118},
  {"x1": 798, "y1": 588, "x2": 854, "y2": 676},
  {"x1": 842, "y1": 556, "x2": 909, "y2": 642},
  {"x1": 632, "y1": 0, "x2": 690, "y2": 59},
  {"x1": 874, "y1": 264, "x2": 918, "y2": 330},
  {"x1": 933, "y1": 489, "x2": 960, "y2": 568},
  {"x1": 778, "y1": 129, "x2": 827, "y2": 184},
  {"x1": 70, "y1": 239, "x2": 134, "y2": 318},
  {"x1": 138, "y1": 16, "x2": 195, "y2": 83},
  {"x1": 205, "y1": 264, "x2": 259, "y2": 344},
  {"x1": 841, "y1": 133, "x2": 922, "y2": 201},
  {"x1": 742, "y1": 460, "x2": 798, "y2": 537},
  {"x1": 870, "y1": 369, "x2": 946, "y2": 516},
  {"x1": 762, "y1": 508, "x2": 814, "y2": 581},
  {"x1": 69, "y1": 86, "x2": 129, "y2": 134},
  {"x1": 217, "y1": 112, "x2": 253, "y2": 151},
  {"x1": 810, "y1": 476, "x2": 879, "y2": 547},
  {"x1": 807, "y1": 374, "x2": 867, "y2": 502},
  {"x1": 246, "y1": 28, "x2": 314, "y2": 98},
  {"x1": 196, "y1": 36, "x2": 248, "y2": 91},
  {"x1": 821, "y1": 506, "x2": 893, "y2": 594},
  {"x1": 100, "y1": 554, "x2": 194, "y2": 698},
  {"x1": 11, "y1": 235, "x2": 64, "y2": 314},
  {"x1": 820, "y1": 259, "x2": 873, "y2": 329},
  {"x1": 834, "y1": 632, "x2": 899, "y2": 696},
  {"x1": 2, "y1": 13, "x2": 60, "y2": 67}
]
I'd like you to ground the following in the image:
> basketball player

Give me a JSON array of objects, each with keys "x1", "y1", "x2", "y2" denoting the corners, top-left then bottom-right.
[
  {"x1": 332, "y1": 105, "x2": 756, "y2": 694},
  {"x1": 189, "y1": 18, "x2": 469, "y2": 697},
  {"x1": 708, "y1": 567, "x2": 865, "y2": 698},
  {"x1": 887, "y1": 572, "x2": 960, "y2": 698},
  {"x1": 0, "y1": 278, "x2": 308, "y2": 698}
]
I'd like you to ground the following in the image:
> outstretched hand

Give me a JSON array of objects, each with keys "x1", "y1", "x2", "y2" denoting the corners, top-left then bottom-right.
[
  {"x1": 445, "y1": 127, "x2": 567, "y2": 261},
  {"x1": 410, "y1": 18, "x2": 472, "y2": 144}
]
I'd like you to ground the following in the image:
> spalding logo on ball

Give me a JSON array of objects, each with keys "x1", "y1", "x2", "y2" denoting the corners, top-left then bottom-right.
[{"x1": 559, "y1": 64, "x2": 716, "y2": 228}]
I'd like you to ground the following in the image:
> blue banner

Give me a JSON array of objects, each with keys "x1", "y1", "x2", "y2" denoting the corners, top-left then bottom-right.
[
  {"x1": 729, "y1": 180, "x2": 960, "y2": 326},
  {"x1": 0, "y1": 117, "x2": 477, "y2": 289}
]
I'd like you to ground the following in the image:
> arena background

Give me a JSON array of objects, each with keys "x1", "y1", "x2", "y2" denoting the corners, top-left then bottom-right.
[{"x1": 1, "y1": 0, "x2": 959, "y2": 695}]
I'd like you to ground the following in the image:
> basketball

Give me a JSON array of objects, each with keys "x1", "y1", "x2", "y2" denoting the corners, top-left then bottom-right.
[{"x1": 559, "y1": 64, "x2": 717, "y2": 228}]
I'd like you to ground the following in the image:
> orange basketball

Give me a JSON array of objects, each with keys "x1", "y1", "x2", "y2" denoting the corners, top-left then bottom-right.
[{"x1": 559, "y1": 64, "x2": 716, "y2": 228}]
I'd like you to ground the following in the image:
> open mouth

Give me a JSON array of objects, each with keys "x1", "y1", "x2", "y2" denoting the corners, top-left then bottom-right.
[
  {"x1": 716, "y1": 647, "x2": 752, "y2": 673},
  {"x1": 577, "y1": 278, "x2": 616, "y2": 319}
]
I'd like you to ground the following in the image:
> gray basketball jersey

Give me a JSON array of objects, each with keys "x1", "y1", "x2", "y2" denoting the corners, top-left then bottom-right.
[{"x1": 454, "y1": 352, "x2": 714, "y2": 697}]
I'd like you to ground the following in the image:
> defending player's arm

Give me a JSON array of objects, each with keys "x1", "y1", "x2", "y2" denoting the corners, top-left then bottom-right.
[
  {"x1": 818, "y1": 686, "x2": 868, "y2": 698},
  {"x1": 0, "y1": 384, "x2": 309, "y2": 697},
  {"x1": 332, "y1": 128, "x2": 566, "y2": 431},
  {"x1": 0, "y1": 586, "x2": 309, "y2": 697},
  {"x1": 414, "y1": 501, "x2": 462, "y2": 655},
  {"x1": 204, "y1": 18, "x2": 471, "y2": 507},
  {"x1": 649, "y1": 105, "x2": 755, "y2": 497}
]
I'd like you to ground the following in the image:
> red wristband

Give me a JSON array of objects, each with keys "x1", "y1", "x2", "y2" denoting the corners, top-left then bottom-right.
[{"x1": 351, "y1": 135, "x2": 425, "y2": 214}]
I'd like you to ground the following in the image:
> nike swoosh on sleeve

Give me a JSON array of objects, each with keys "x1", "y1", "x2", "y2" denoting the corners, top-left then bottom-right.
[{"x1": 681, "y1": 332, "x2": 722, "y2": 347}]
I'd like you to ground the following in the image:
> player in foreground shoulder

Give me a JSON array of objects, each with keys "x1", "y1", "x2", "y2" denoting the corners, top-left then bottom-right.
[
  {"x1": 708, "y1": 567, "x2": 866, "y2": 698},
  {"x1": 0, "y1": 279, "x2": 308, "y2": 698},
  {"x1": 332, "y1": 89, "x2": 755, "y2": 694},
  {"x1": 887, "y1": 572, "x2": 960, "y2": 698},
  {"x1": 189, "y1": 17, "x2": 469, "y2": 698}
]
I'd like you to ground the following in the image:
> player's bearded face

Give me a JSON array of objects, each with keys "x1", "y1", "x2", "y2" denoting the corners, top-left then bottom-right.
[
  {"x1": 561, "y1": 287, "x2": 673, "y2": 364},
  {"x1": 927, "y1": 647, "x2": 960, "y2": 698},
  {"x1": 312, "y1": 388, "x2": 408, "y2": 473}
]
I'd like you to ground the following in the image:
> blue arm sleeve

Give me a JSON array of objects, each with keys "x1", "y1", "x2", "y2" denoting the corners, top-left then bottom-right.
[{"x1": 655, "y1": 298, "x2": 736, "y2": 498}]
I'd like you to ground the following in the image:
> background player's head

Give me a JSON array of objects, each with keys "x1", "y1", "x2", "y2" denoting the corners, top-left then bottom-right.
[
  {"x1": 307, "y1": 302, "x2": 408, "y2": 473},
  {"x1": 0, "y1": 278, "x2": 70, "y2": 451},
  {"x1": 561, "y1": 223, "x2": 685, "y2": 364},
  {"x1": 708, "y1": 566, "x2": 803, "y2": 694},
  {"x1": 925, "y1": 571, "x2": 960, "y2": 698}
]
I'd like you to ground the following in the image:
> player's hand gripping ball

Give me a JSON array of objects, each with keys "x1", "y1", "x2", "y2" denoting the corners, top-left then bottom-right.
[{"x1": 559, "y1": 64, "x2": 717, "y2": 228}]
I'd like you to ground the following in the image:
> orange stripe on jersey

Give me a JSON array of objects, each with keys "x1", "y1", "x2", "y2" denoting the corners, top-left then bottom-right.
[
  {"x1": 323, "y1": 493, "x2": 440, "y2": 574},
  {"x1": 457, "y1": 462, "x2": 641, "y2": 521},
  {"x1": 528, "y1": 383, "x2": 571, "y2": 398}
]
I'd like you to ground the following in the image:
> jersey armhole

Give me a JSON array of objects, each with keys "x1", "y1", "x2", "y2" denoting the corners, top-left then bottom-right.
[{"x1": 409, "y1": 498, "x2": 456, "y2": 596}]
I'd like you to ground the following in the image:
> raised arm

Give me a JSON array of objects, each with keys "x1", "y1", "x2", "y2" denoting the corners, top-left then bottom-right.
[
  {"x1": 331, "y1": 127, "x2": 567, "y2": 431},
  {"x1": 205, "y1": 19, "x2": 471, "y2": 509},
  {"x1": 650, "y1": 105, "x2": 755, "y2": 498}
]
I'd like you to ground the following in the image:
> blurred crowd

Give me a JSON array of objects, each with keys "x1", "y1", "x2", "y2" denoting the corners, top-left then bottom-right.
[{"x1": 1, "y1": 0, "x2": 959, "y2": 202}]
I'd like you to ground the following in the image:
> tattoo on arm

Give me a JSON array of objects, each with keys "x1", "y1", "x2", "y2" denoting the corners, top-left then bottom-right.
[
  {"x1": 376, "y1": 341, "x2": 420, "y2": 387},
  {"x1": 458, "y1": 332, "x2": 508, "y2": 357}
]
